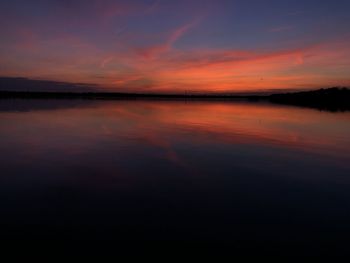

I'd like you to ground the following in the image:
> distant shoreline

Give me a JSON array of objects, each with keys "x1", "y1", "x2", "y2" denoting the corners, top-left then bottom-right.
[
  {"x1": 0, "y1": 90, "x2": 264, "y2": 99},
  {"x1": 1, "y1": 87, "x2": 349, "y2": 112}
]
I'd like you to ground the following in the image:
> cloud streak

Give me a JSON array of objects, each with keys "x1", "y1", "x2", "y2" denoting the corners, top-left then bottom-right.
[{"x1": 135, "y1": 19, "x2": 199, "y2": 59}]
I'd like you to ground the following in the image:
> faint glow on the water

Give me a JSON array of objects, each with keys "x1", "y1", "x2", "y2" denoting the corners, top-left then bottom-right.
[{"x1": 0, "y1": 100, "x2": 350, "y2": 243}]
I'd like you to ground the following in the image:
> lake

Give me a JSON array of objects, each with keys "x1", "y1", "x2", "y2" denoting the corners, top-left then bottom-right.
[{"x1": 0, "y1": 99, "x2": 350, "y2": 251}]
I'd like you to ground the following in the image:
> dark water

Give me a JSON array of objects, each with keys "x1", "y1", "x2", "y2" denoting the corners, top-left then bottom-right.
[{"x1": 0, "y1": 99, "x2": 350, "y2": 251}]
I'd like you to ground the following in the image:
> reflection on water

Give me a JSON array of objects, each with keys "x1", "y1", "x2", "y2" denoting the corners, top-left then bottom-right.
[{"x1": 0, "y1": 100, "x2": 350, "y2": 248}]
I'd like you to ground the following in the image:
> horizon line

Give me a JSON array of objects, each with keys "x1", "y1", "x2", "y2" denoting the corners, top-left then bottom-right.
[{"x1": 1, "y1": 76, "x2": 348, "y2": 96}]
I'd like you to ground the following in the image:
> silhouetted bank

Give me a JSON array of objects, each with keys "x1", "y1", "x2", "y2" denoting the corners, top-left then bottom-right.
[
  {"x1": 0, "y1": 77, "x2": 97, "y2": 92},
  {"x1": 0, "y1": 87, "x2": 349, "y2": 112},
  {"x1": 268, "y1": 87, "x2": 350, "y2": 112}
]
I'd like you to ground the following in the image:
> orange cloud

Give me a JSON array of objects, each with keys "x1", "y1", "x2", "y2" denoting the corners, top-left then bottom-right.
[
  {"x1": 2, "y1": 22, "x2": 350, "y2": 93},
  {"x1": 108, "y1": 39, "x2": 350, "y2": 93}
]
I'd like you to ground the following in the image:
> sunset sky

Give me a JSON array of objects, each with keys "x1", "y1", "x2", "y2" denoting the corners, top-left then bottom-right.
[{"x1": 1, "y1": 0, "x2": 350, "y2": 93}]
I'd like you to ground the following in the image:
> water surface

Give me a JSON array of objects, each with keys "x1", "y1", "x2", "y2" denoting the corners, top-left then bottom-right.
[{"x1": 0, "y1": 99, "x2": 350, "y2": 249}]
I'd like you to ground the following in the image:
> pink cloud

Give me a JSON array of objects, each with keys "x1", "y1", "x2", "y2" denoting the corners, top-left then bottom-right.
[{"x1": 100, "y1": 56, "x2": 114, "y2": 68}]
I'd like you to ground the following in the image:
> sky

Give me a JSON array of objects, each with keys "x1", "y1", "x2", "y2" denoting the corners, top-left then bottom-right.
[{"x1": 1, "y1": 0, "x2": 350, "y2": 93}]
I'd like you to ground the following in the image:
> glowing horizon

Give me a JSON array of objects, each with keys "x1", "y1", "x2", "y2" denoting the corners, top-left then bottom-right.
[{"x1": 1, "y1": 0, "x2": 350, "y2": 93}]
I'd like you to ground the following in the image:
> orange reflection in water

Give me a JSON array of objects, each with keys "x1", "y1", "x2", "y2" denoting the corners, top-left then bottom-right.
[{"x1": 1, "y1": 100, "x2": 349, "y2": 168}]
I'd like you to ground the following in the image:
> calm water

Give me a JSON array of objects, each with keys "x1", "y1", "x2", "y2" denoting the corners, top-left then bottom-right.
[{"x1": 0, "y1": 99, "x2": 350, "y2": 248}]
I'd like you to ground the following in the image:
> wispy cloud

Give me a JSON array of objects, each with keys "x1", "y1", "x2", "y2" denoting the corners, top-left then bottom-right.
[
  {"x1": 134, "y1": 20, "x2": 199, "y2": 59},
  {"x1": 144, "y1": 0, "x2": 161, "y2": 14},
  {"x1": 269, "y1": 25, "x2": 295, "y2": 33}
]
